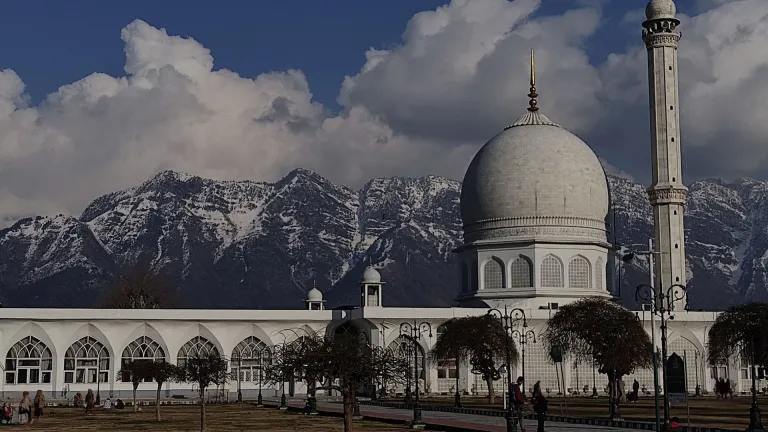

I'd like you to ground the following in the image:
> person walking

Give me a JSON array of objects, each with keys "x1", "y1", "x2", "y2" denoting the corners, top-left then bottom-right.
[
  {"x1": 84, "y1": 389, "x2": 95, "y2": 416},
  {"x1": 532, "y1": 381, "x2": 548, "y2": 432},
  {"x1": 32, "y1": 390, "x2": 45, "y2": 423},
  {"x1": 511, "y1": 376, "x2": 528, "y2": 432}
]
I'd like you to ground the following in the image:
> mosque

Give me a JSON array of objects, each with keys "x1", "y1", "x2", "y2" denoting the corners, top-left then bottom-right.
[{"x1": 0, "y1": 0, "x2": 750, "y2": 401}]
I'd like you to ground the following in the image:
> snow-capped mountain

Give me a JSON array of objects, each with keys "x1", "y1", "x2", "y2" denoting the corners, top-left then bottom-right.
[{"x1": 1, "y1": 169, "x2": 767, "y2": 310}]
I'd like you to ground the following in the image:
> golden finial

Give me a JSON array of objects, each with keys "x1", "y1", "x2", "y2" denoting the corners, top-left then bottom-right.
[{"x1": 528, "y1": 48, "x2": 539, "y2": 112}]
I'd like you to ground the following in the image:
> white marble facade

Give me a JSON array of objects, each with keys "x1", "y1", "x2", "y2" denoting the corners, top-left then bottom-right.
[{"x1": 0, "y1": 300, "x2": 749, "y2": 401}]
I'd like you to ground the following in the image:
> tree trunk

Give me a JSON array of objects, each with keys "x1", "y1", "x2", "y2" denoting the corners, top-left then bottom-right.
[
  {"x1": 607, "y1": 371, "x2": 621, "y2": 420},
  {"x1": 486, "y1": 377, "x2": 496, "y2": 404},
  {"x1": 342, "y1": 387, "x2": 354, "y2": 432},
  {"x1": 199, "y1": 388, "x2": 206, "y2": 432},
  {"x1": 132, "y1": 385, "x2": 138, "y2": 413},
  {"x1": 156, "y1": 383, "x2": 162, "y2": 422}
]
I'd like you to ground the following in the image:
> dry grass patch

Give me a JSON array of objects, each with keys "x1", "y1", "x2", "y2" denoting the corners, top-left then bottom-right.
[{"x1": 24, "y1": 404, "x2": 406, "y2": 431}]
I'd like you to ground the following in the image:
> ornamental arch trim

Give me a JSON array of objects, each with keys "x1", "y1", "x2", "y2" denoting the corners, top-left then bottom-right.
[
  {"x1": 118, "y1": 323, "x2": 170, "y2": 362},
  {"x1": 176, "y1": 323, "x2": 225, "y2": 358},
  {"x1": 66, "y1": 323, "x2": 115, "y2": 361},
  {"x1": 2, "y1": 322, "x2": 58, "y2": 362}
]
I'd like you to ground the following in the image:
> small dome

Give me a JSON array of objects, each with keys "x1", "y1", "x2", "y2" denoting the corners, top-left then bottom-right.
[
  {"x1": 307, "y1": 287, "x2": 323, "y2": 302},
  {"x1": 362, "y1": 266, "x2": 382, "y2": 284},
  {"x1": 645, "y1": 0, "x2": 676, "y2": 20}
]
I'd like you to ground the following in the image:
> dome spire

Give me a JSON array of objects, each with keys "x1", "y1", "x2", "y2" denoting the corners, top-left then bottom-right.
[
  {"x1": 528, "y1": 49, "x2": 538, "y2": 113},
  {"x1": 506, "y1": 48, "x2": 558, "y2": 129}
]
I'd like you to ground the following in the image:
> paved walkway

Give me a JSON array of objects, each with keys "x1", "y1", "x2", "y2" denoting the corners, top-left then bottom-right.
[{"x1": 267, "y1": 398, "x2": 638, "y2": 431}]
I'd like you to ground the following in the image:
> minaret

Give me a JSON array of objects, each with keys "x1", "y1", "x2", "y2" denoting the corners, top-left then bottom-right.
[{"x1": 642, "y1": 0, "x2": 687, "y2": 310}]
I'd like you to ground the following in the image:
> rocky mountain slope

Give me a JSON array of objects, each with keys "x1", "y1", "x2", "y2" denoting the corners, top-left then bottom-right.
[{"x1": 1, "y1": 169, "x2": 766, "y2": 310}]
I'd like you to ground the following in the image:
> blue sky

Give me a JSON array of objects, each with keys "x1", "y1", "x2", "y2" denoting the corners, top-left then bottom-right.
[
  {"x1": 1, "y1": 0, "x2": 764, "y2": 221},
  {"x1": 0, "y1": 0, "x2": 687, "y2": 109}
]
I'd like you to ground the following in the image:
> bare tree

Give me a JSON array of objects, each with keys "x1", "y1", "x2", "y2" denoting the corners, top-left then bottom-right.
[
  {"x1": 267, "y1": 330, "x2": 409, "y2": 432},
  {"x1": 119, "y1": 360, "x2": 154, "y2": 412},
  {"x1": 544, "y1": 298, "x2": 652, "y2": 420},
  {"x1": 179, "y1": 352, "x2": 230, "y2": 432},
  {"x1": 99, "y1": 265, "x2": 178, "y2": 309},
  {"x1": 708, "y1": 302, "x2": 768, "y2": 430},
  {"x1": 430, "y1": 315, "x2": 516, "y2": 404},
  {"x1": 148, "y1": 362, "x2": 184, "y2": 422}
]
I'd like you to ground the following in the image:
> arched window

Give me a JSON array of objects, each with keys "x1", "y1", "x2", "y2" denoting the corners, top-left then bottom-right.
[
  {"x1": 388, "y1": 336, "x2": 426, "y2": 381},
  {"x1": 121, "y1": 336, "x2": 165, "y2": 382},
  {"x1": 64, "y1": 336, "x2": 109, "y2": 384},
  {"x1": 483, "y1": 258, "x2": 505, "y2": 290},
  {"x1": 510, "y1": 256, "x2": 533, "y2": 288},
  {"x1": 569, "y1": 256, "x2": 591, "y2": 288},
  {"x1": 177, "y1": 336, "x2": 219, "y2": 368},
  {"x1": 231, "y1": 337, "x2": 271, "y2": 383},
  {"x1": 595, "y1": 257, "x2": 604, "y2": 291},
  {"x1": 540, "y1": 255, "x2": 564, "y2": 287},
  {"x1": 5, "y1": 336, "x2": 52, "y2": 385}
]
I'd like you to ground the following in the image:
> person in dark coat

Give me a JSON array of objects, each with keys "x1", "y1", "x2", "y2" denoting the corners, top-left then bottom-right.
[{"x1": 532, "y1": 381, "x2": 548, "y2": 432}]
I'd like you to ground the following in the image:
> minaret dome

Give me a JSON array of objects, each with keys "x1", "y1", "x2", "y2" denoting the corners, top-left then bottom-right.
[{"x1": 645, "y1": 0, "x2": 677, "y2": 21}]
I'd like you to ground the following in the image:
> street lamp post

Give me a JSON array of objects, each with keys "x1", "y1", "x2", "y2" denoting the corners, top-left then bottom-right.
[
  {"x1": 95, "y1": 353, "x2": 101, "y2": 406},
  {"x1": 399, "y1": 321, "x2": 433, "y2": 428},
  {"x1": 623, "y1": 239, "x2": 662, "y2": 429},
  {"x1": 636, "y1": 282, "x2": 688, "y2": 432},
  {"x1": 454, "y1": 356, "x2": 461, "y2": 408},
  {"x1": 237, "y1": 357, "x2": 243, "y2": 403},
  {"x1": 257, "y1": 349, "x2": 265, "y2": 406},
  {"x1": 510, "y1": 324, "x2": 536, "y2": 396},
  {"x1": 748, "y1": 337, "x2": 765, "y2": 432},
  {"x1": 487, "y1": 305, "x2": 527, "y2": 432},
  {"x1": 592, "y1": 355, "x2": 598, "y2": 397}
]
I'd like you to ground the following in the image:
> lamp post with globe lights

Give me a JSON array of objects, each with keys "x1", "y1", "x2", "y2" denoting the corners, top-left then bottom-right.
[
  {"x1": 399, "y1": 321, "x2": 432, "y2": 428},
  {"x1": 510, "y1": 324, "x2": 535, "y2": 396},
  {"x1": 623, "y1": 239, "x2": 662, "y2": 429},
  {"x1": 487, "y1": 305, "x2": 526, "y2": 432},
  {"x1": 635, "y1": 282, "x2": 688, "y2": 432}
]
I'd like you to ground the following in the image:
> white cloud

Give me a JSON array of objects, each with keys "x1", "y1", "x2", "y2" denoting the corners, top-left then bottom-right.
[{"x1": 0, "y1": 0, "x2": 767, "y2": 225}]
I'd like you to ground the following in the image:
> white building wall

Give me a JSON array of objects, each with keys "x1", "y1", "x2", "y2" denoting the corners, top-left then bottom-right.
[{"x1": 0, "y1": 307, "x2": 730, "y2": 402}]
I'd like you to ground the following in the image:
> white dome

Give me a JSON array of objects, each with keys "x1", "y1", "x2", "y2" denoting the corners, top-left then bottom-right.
[
  {"x1": 645, "y1": 0, "x2": 676, "y2": 20},
  {"x1": 307, "y1": 287, "x2": 323, "y2": 302},
  {"x1": 460, "y1": 111, "x2": 609, "y2": 244},
  {"x1": 362, "y1": 266, "x2": 382, "y2": 284}
]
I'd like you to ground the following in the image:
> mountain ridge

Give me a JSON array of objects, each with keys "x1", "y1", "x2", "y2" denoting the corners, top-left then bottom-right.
[{"x1": 2, "y1": 169, "x2": 767, "y2": 310}]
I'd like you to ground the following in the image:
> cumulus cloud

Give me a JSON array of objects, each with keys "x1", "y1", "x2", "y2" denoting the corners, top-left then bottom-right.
[{"x1": 0, "y1": 0, "x2": 767, "y2": 225}]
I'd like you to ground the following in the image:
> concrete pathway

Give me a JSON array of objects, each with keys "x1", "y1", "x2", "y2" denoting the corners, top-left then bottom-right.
[{"x1": 267, "y1": 398, "x2": 639, "y2": 431}]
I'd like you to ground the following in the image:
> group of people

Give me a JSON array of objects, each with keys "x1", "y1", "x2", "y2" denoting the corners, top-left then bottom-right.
[
  {"x1": 72, "y1": 390, "x2": 125, "y2": 413},
  {"x1": 715, "y1": 378, "x2": 734, "y2": 399},
  {"x1": 5, "y1": 390, "x2": 47, "y2": 424},
  {"x1": 0, "y1": 388, "x2": 128, "y2": 424},
  {"x1": 510, "y1": 376, "x2": 548, "y2": 432}
]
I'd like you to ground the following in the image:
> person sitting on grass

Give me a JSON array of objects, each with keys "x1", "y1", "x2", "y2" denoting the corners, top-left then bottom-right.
[
  {"x1": 1, "y1": 403, "x2": 11, "y2": 424},
  {"x1": 103, "y1": 398, "x2": 112, "y2": 410},
  {"x1": 115, "y1": 399, "x2": 125, "y2": 410}
]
